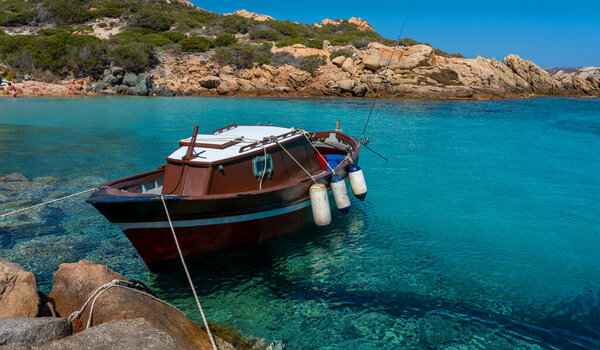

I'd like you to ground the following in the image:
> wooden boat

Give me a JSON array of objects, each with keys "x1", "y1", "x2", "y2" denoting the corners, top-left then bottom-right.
[{"x1": 87, "y1": 123, "x2": 363, "y2": 269}]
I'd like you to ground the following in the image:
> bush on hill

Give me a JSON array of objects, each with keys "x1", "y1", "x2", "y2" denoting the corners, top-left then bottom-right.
[
  {"x1": 214, "y1": 33, "x2": 237, "y2": 47},
  {"x1": 180, "y1": 36, "x2": 213, "y2": 52},
  {"x1": 298, "y1": 55, "x2": 326, "y2": 75},
  {"x1": 135, "y1": 10, "x2": 175, "y2": 32},
  {"x1": 330, "y1": 49, "x2": 353, "y2": 60},
  {"x1": 270, "y1": 52, "x2": 301, "y2": 67},
  {"x1": 139, "y1": 33, "x2": 173, "y2": 46},
  {"x1": 160, "y1": 31, "x2": 186, "y2": 43},
  {"x1": 47, "y1": 0, "x2": 93, "y2": 24},
  {"x1": 249, "y1": 30, "x2": 281, "y2": 41},
  {"x1": 213, "y1": 43, "x2": 272, "y2": 69},
  {"x1": 220, "y1": 16, "x2": 252, "y2": 34}
]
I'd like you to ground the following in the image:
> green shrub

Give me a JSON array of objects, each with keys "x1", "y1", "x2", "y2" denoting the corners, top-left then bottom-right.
[
  {"x1": 213, "y1": 43, "x2": 272, "y2": 69},
  {"x1": 270, "y1": 51, "x2": 300, "y2": 67},
  {"x1": 330, "y1": 49, "x2": 353, "y2": 60},
  {"x1": 298, "y1": 55, "x2": 326, "y2": 75},
  {"x1": 306, "y1": 39, "x2": 323, "y2": 49},
  {"x1": 266, "y1": 20, "x2": 307, "y2": 38},
  {"x1": 47, "y1": 0, "x2": 93, "y2": 24},
  {"x1": 98, "y1": 22, "x2": 108, "y2": 28},
  {"x1": 220, "y1": 16, "x2": 251, "y2": 34},
  {"x1": 249, "y1": 30, "x2": 281, "y2": 41},
  {"x1": 109, "y1": 30, "x2": 142, "y2": 44},
  {"x1": 139, "y1": 34, "x2": 173, "y2": 46},
  {"x1": 214, "y1": 33, "x2": 237, "y2": 47},
  {"x1": 107, "y1": 42, "x2": 153, "y2": 73},
  {"x1": 135, "y1": 10, "x2": 175, "y2": 32},
  {"x1": 90, "y1": 7, "x2": 122, "y2": 19},
  {"x1": 160, "y1": 31, "x2": 186, "y2": 43},
  {"x1": 186, "y1": 10, "x2": 218, "y2": 24},
  {"x1": 276, "y1": 37, "x2": 305, "y2": 48},
  {"x1": 180, "y1": 36, "x2": 213, "y2": 52}
]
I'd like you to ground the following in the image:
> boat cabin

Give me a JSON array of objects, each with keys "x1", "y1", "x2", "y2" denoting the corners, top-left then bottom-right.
[{"x1": 162, "y1": 124, "x2": 325, "y2": 196}]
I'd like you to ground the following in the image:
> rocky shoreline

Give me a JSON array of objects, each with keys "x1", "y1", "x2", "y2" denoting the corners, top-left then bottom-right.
[
  {"x1": 2, "y1": 42, "x2": 599, "y2": 100},
  {"x1": 0, "y1": 258, "x2": 268, "y2": 350}
]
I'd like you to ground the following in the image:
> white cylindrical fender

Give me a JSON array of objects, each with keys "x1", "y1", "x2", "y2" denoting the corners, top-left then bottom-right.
[
  {"x1": 331, "y1": 175, "x2": 351, "y2": 213},
  {"x1": 309, "y1": 183, "x2": 331, "y2": 226},
  {"x1": 349, "y1": 164, "x2": 367, "y2": 201}
]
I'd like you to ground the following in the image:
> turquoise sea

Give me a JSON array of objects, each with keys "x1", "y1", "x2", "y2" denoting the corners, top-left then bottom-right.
[{"x1": 1, "y1": 96, "x2": 599, "y2": 349}]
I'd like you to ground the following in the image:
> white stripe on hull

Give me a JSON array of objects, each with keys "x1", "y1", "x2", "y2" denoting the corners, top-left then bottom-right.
[{"x1": 117, "y1": 200, "x2": 311, "y2": 230}]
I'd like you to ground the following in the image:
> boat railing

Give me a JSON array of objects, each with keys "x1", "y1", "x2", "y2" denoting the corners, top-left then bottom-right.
[
  {"x1": 211, "y1": 124, "x2": 238, "y2": 135},
  {"x1": 238, "y1": 129, "x2": 302, "y2": 153}
]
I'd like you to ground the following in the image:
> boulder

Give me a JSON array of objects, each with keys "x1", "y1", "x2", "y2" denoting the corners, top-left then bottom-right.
[
  {"x1": 412, "y1": 66, "x2": 460, "y2": 85},
  {"x1": 114, "y1": 85, "x2": 130, "y2": 94},
  {"x1": 122, "y1": 73, "x2": 138, "y2": 88},
  {"x1": 341, "y1": 57, "x2": 354, "y2": 73},
  {"x1": 38, "y1": 319, "x2": 176, "y2": 350},
  {"x1": 352, "y1": 83, "x2": 368, "y2": 96},
  {"x1": 0, "y1": 173, "x2": 30, "y2": 182},
  {"x1": 101, "y1": 74, "x2": 118, "y2": 86},
  {"x1": 109, "y1": 66, "x2": 124, "y2": 76},
  {"x1": 93, "y1": 83, "x2": 107, "y2": 92},
  {"x1": 362, "y1": 43, "x2": 434, "y2": 71},
  {"x1": 332, "y1": 56, "x2": 345, "y2": 67},
  {"x1": 275, "y1": 86, "x2": 291, "y2": 93},
  {"x1": 338, "y1": 79, "x2": 356, "y2": 92},
  {"x1": 132, "y1": 79, "x2": 149, "y2": 95},
  {"x1": 0, "y1": 259, "x2": 41, "y2": 318},
  {"x1": 198, "y1": 76, "x2": 221, "y2": 89},
  {"x1": 0, "y1": 318, "x2": 71, "y2": 346},
  {"x1": 49, "y1": 260, "x2": 213, "y2": 350},
  {"x1": 503, "y1": 54, "x2": 564, "y2": 94},
  {"x1": 398, "y1": 45, "x2": 435, "y2": 69}
]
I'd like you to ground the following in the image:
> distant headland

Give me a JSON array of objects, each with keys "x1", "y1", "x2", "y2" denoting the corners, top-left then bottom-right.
[{"x1": 0, "y1": 1, "x2": 598, "y2": 98}]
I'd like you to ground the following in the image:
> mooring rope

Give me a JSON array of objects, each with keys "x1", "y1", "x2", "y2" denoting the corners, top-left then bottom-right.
[
  {"x1": 0, "y1": 187, "x2": 101, "y2": 219},
  {"x1": 271, "y1": 136, "x2": 317, "y2": 184},
  {"x1": 68, "y1": 280, "x2": 187, "y2": 330},
  {"x1": 258, "y1": 144, "x2": 268, "y2": 190},
  {"x1": 160, "y1": 194, "x2": 218, "y2": 350}
]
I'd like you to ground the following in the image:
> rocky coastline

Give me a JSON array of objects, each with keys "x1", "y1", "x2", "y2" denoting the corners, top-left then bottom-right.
[
  {"x1": 0, "y1": 257, "x2": 267, "y2": 350},
  {"x1": 2, "y1": 42, "x2": 599, "y2": 100}
]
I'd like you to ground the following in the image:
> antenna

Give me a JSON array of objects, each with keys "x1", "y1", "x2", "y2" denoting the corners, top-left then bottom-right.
[{"x1": 358, "y1": 2, "x2": 415, "y2": 156}]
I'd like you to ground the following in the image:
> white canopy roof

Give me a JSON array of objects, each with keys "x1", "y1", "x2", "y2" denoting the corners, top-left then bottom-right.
[{"x1": 166, "y1": 125, "x2": 302, "y2": 164}]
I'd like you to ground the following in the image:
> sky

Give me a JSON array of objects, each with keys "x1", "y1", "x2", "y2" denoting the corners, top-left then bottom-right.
[{"x1": 190, "y1": 0, "x2": 600, "y2": 67}]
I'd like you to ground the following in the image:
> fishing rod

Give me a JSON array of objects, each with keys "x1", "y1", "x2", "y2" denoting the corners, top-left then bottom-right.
[{"x1": 358, "y1": 1, "x2": 415, "y2": 162}]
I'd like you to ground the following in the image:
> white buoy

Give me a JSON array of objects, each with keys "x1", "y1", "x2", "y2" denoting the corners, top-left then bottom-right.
[
  {"x1": 309, "y1": 183, "x2": 331, "y2": 226},
  {"x1": 349, "y1": 164, "x2": 367, "y2": 201},
  {"x1": 331, "y1": 175, "x2": 351, "y2": 213}
]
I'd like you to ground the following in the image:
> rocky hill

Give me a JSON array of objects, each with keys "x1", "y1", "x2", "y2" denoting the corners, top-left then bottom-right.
[{"x1": 0, "y1": 0, "x2": 598, "y2": 98}]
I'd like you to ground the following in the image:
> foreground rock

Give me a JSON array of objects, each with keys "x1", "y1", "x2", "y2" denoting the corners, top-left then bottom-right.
[
  {"x1": 49, "y1": 260, "x2": 215, "y2": 350},
  {"x1": 0, "y1": 318, "x2": 71, "y2": 346},
  {"x1": 0, "y1": 259, "x2": 41, "y2": 318},
  {"x1": 39, "y1": 319, "x2": 177, "y2": 350}
]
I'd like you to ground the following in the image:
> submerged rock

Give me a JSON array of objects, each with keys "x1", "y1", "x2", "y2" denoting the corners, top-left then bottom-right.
[
  {"x1": 0, "y1": 318, "x2": 71, "y2": 346},
  {"x1": 0, "y1": 174, "x2": 30, "y2": 182},
  {"x1": 49, "y1": 260, "x2": 216, "y2": 350},
  {"x1": 39, "y1": 319, "x2": 177, "y2": 350},
  {"x1": 0, "y1": 259, "x2": 41, "y2": 318}
]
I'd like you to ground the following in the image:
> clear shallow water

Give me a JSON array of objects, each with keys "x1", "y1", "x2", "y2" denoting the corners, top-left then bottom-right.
[{"x1": 1, "y1": 96, "x2": 599, "y2": 349}]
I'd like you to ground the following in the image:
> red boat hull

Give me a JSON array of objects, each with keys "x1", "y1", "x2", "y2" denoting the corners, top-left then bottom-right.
[{"x1": 118, "y1": 199, "x2": 312, "y2": 267}]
